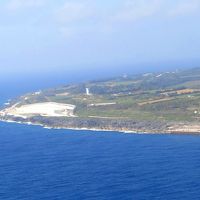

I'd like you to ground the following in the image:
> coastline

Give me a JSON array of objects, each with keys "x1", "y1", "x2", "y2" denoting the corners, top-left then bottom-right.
[
  {"x1": 1, "y1": 117, "x2": 200, "y2": 135},
  {"x1": 0, "y1": 118, "x2": 151, "y2": 134}
]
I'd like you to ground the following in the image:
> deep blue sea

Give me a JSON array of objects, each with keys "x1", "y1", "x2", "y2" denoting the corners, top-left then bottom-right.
[
  {"x1": 1, "y1": 122, "x2": 200, "y2": 200},
  {"x1": 1, "y1": 79, "x2": 200, "y2": 200}
]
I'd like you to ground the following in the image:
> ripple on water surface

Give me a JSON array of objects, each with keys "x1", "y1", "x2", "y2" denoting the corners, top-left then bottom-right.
[{"x1": 0, "y1": 122, "x2": 200, "y2": 200}]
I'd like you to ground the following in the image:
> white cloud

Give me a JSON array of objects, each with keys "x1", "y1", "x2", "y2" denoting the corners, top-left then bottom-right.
[
  {"x1": 59, "y1": 26, "x2": 75, "y2": 38},
  {"x1": 52, "y1": 0, "x2": 200, "y2": 39},
  {"x1": 56, "y1": 2, "x2": 93, "y2": 23},
  {"x1": 168, "y1": 0, "x2": 200, "y2": 16},
  {"x1": 55, "y1": 0, "x2": 164, "y2": 38},
  {"x1": 6, "y1": 0, "x2": 45, "y2": 11},
  {"x1": 112, "y1": 0, "x2": 162, "y2": 22}
]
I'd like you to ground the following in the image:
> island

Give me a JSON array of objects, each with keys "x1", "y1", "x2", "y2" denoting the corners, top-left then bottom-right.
[{"x1": 2, "y1": 68, "x2": 200, "y2": 134}]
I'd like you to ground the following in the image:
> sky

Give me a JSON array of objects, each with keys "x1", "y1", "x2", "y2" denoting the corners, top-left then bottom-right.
[{"x1": 1, "y1": 0, "x2": 200, "y2": 82}]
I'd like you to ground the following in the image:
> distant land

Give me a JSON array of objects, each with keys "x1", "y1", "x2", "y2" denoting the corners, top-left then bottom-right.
[{"x1": 2, "y1": 68, "x2": 200, "y2": 134}]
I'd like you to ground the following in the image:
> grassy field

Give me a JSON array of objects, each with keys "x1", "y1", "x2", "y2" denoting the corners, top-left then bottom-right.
[{"x1": 9, "y1": 68, "x2": 200, "y2": 123}]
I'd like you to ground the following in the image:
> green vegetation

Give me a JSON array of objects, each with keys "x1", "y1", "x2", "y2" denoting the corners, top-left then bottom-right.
[{"x1": 8, "y1": 68, "x2": 200, "y2": 123}]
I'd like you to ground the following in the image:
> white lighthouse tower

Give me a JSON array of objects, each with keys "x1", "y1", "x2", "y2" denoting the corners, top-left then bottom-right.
[{"x1": 86, "y1": 88, "x2": 90, "y2": 96}]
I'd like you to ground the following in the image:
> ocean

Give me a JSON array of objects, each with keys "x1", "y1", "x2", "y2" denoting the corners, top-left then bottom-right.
[
  {"x1": 1, "y1": 79, "x2": 200, "y2": 200},
  {"x1": 0, "y1": 122, "x2": 200, "y2": 200}
]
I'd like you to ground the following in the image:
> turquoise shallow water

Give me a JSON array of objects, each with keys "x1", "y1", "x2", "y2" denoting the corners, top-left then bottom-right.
[{"x1": 0, "y1": 121, "x2": 200, "y2": 200}]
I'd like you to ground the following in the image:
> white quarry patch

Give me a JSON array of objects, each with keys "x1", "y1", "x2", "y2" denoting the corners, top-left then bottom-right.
[{"x1": 2, "y1": 102, "x2": 76, "y2": 118}]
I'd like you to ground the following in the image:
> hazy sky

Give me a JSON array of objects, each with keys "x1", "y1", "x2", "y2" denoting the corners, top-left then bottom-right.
[{"x1": 1, "y1": 0, "x2": 200, "y2": 78}]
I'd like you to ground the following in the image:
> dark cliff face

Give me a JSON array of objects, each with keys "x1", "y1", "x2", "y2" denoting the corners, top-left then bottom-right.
[{"x1": 0, "y1": 115, "x2": 169, "y2": 133}]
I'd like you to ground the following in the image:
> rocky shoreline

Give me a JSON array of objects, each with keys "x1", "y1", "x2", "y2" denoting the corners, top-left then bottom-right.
[{"x1": 1, "y1": 114, "x2": 200, "y2": 135}]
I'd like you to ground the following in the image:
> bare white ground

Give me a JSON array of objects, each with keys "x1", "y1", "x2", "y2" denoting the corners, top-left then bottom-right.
[{"x1": 2, "y1": 102, "x2": 76, "y2": 118}]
